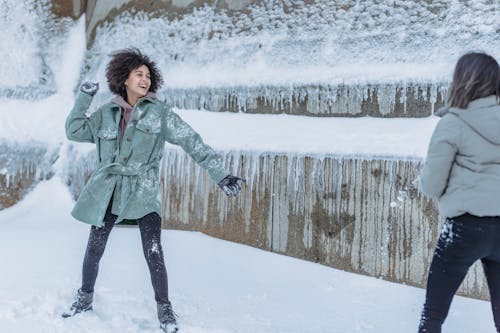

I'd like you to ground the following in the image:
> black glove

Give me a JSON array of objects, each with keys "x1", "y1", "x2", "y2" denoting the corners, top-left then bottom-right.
[
  {"x1": 80, "y1": 82, "x2": 99, "y2": 96},
  {"x1": 217, "y1": 175, "x2": 246, "y2": 196}
]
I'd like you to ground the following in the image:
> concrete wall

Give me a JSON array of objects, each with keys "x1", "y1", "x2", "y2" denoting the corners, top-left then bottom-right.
[
  {"x1": 49, "y1": 0, "x2": 448, "y2": 117},
  {"x1": 163, "y1": 83, "x2": 446, "y2": 117},
  {"x1": 160, "y1": 149, "x2": 488, "y2": 300},
  {"x1": 50, "y1": 0, "x2": 86, "y2": 19},
  {"x1": 81, "y1": 0, "x2": 260, "y2": 44},
  {"x1": 61, "y1": 146, "x2": 488, "y2": 299},
  {"x1": 0, "y1": 141, "x2": 57, "y2": 209}
]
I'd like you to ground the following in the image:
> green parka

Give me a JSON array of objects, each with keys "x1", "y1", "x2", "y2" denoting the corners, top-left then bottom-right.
[{"x1": 66, "y1": 91, "x2": 228, "y2": 227}]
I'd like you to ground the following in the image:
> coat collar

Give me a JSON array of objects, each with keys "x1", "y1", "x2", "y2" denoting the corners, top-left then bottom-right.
[
  {"x1": 467, "y1": 95, "x2": 498, "y2": 110},
  {"x1": 110, "y1": 92, "x2": 157, "y2": 108},
  {"x1": 436, "y1": 95, "x2": 498, "y2": 117}
]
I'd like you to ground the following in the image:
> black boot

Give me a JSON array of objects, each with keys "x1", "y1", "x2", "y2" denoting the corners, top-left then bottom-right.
[
  {"x1": 157, "y1": 300, "x2": 178, "y2": 333},
  {"x1": 61, "y1": 289, "x2": 93, "y2": 318}
]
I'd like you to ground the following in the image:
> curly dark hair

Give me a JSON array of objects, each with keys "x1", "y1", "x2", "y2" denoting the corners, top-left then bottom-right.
[{"x1": 106, "y1": 48, "x2": 163, "y2": 99}]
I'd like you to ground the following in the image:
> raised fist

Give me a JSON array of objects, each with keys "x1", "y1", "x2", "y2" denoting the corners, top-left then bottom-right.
[{"x1": 80, "y1": 82, "x2": 99, "y2": 96}]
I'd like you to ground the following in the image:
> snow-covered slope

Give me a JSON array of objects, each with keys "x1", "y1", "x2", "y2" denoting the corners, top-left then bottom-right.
[{"x1": 0, "y1": 178, "x2": 495, "y2": 333}]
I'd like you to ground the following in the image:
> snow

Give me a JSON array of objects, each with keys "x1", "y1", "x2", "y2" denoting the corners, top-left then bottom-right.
[
  {"x1": 0, "y1": 177, "x2": 496, "y2": 333},
  {"x1": 173, "y1": 109, "x2": 438, "y2": 158},
  {"x1": 0, "y1": 0, "x2": 481, "y2": 160},
  {"x1": 0, "y1": 16, "x2": 86, "y2": 148},
  {"x1": 0, "y1": 0, "x2": 45, "y2": 87},
  {"x1": 0, "y1": 14, "x2": 440, "y2": 160},
  {"x1": 0, "y1": 11, "x2": 441, "y2": 160},
  {"x1": 87, "y1": 0, "x2": 499, "y2": 88},
  {"x1": 158, "y1": 62, "x2": 450, "y2": 89},
  {"x1": 1, "y1": 2, "x2": 499, "y2": 332},
  {"x1": 0, "y1": 98, "x2": 439, "y2": 159}
]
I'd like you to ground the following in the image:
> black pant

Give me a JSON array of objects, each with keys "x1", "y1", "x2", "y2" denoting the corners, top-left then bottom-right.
[
  {"x1": 419, "y1": 214, "x2": 500, "y2": 333},
  {"x1": 80, "y1": 202, "x2": 169, "y2": 303}
]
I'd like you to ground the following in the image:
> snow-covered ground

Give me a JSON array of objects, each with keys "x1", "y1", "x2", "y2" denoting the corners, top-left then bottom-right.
[
  {"x1": 1, "y1": 2, "x2": 499, "y2": 332},
  {"x1": 0, "y1": 177, "x2": 496, "y2": 333},
  {"x1": 173, "y1": 109, "x2": 438, "y2": 158}
]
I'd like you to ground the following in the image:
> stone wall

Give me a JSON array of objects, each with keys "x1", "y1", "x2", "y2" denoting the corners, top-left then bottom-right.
[
  {"x1": 160, "y1": 149, "x2": 488, "y2": 300},
  {"x1": 56, "y1": 145, "x2": 488, "y2": 299},
  {"x1": 162, "y1": 83, "x2": 446, "y2": 117}
]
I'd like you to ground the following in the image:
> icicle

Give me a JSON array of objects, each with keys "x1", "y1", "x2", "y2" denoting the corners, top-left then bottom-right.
[
  {"x1": 401, "y1": 82, "x2": 407, "y2": 114},
  {"x1": 335, "y1": 158, "x2": 343, "y2": 223}
]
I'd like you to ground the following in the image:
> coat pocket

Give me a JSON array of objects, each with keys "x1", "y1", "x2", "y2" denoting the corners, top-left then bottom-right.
[
  {"x1": 97, "y1": 129, "x2": 118, "y2": 162},
  {"x1": 136, "y1": 118, "x2": 161, "y2": 134},
  {"x1": 132, "y1": 120, "x2": 161, "y2": 161}
]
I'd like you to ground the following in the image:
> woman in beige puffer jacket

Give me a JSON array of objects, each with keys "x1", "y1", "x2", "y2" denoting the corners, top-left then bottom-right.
[{"x1": 418, "y1": 52, "x2": 500, "y2": 333}]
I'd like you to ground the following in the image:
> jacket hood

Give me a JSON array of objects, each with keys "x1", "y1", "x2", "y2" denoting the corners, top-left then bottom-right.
[
  {"x1": 111, "y1": 95, "x2": 133, "y2": 113},
  {"x1": 444, "y1": 96, "x2": 500, "y2": 144},
  {"x1": 110, "y1": 92, "x2": 157, "y2": 109}
]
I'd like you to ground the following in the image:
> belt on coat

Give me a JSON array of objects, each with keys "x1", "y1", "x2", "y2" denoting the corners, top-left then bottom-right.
[{"x1": 95, "y1": 160, "x2": 160, "y2": 177}]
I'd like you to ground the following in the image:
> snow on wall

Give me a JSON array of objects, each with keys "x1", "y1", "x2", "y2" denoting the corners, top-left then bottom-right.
[
  {"x1": 161, "y1": 83, "x2": 447, "y2": 117},
  {"x1": 83, "y1": 0, "x2": 499, "y2": 115},
  {"x1": 53, "y1": 123, "x2": 486, "y2": 299},
  {"x1": 0, "y1": 15, "x2": 86, "y2": 210},
  {"x1": 0, "y1": 140, "x2": 58, "y2": 209},
  {"x1": 0, "y1": 0, "x2": 75, "y2": 99},
  {"x1": 158, "y1": 149, "x2": 488, "y2": 299},
  {"x1": 61, "y1": 143, "x2": 97, "y2": 201}
]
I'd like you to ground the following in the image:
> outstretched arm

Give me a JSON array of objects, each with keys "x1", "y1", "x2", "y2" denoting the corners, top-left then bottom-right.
[{"x1": 160, "y1": 103, "x2": 245, "y2": 195}]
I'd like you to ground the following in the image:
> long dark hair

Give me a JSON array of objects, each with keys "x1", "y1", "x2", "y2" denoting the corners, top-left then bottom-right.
[
  {"x1": 106, "y1": 48, "x2": 163, "y2": 99},
  {"x1": 447, "y1": 52, "x2": 499, "y2": 109}
]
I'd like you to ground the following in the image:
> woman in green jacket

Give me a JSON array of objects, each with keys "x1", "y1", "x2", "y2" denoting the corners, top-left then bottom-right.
[{"x1": 62, "y1": 48, "x2": 244, "y2": 333}]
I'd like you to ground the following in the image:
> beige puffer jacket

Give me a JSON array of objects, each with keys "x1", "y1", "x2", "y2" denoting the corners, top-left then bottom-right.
[{"x1": 420, "y1": 95, "x2": 500, "y2": 218}]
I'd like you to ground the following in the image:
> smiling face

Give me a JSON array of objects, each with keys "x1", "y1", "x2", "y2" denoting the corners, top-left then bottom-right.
[{"x1": 124, "y1": 64, "x2": 151, "y2": 105}]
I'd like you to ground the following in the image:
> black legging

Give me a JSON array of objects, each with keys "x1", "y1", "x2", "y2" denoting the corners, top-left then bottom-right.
[
  {"x1": 80, "y1": 202, "x2": 169, "y2": 303},
  {"x1": 419, "y1": 214, "x2": 500, "y2": 333}
]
